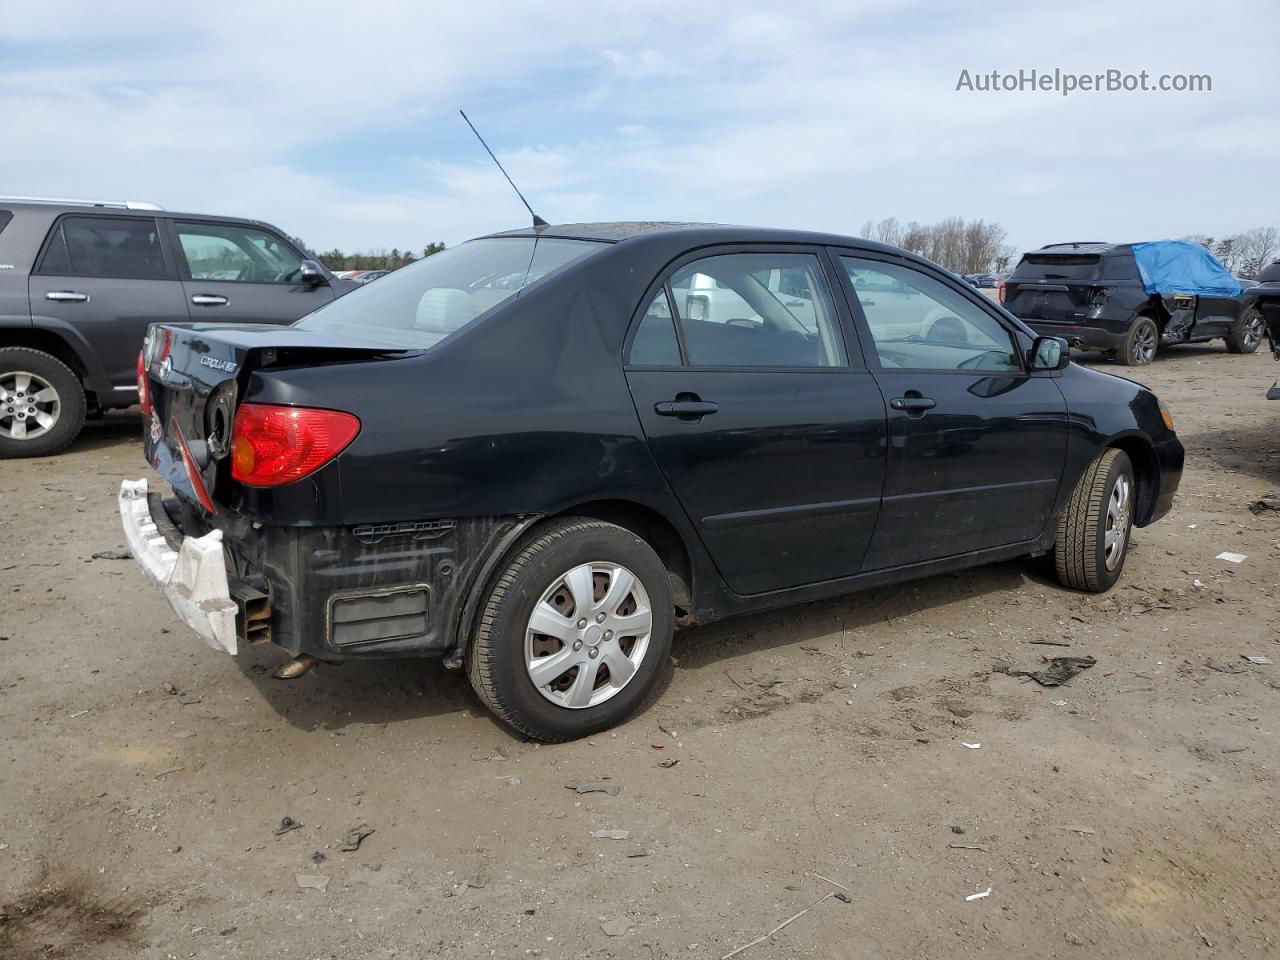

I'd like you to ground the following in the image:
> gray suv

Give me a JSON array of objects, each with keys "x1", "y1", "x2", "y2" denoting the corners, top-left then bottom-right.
[{"x1": 0, "y1": 197, "x2": 357, "y2": 457}]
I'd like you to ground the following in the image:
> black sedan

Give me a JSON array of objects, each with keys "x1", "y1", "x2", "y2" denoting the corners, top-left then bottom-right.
[{"x1": 121, "y1": 222, "x2": 1184, "y2": 740}]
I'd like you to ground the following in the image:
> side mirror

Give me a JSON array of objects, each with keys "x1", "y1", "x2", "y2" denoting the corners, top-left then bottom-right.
[
  {"x1": 1030, "y1": 335, "x2": 1070, "y2": 371},
  {"x1": 299, "y1": 259, "x2": 328, "y2": 285}
]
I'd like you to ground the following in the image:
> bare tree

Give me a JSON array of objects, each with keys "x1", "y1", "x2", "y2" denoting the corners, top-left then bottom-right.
[
  {"x1": 1178, "y1": 234, "x2": 1213, "y2": 250},
  {"x1": 900, "y1": 221, "x2": 929, "y2": 257},
  {"x1": 858, "y1": 219, "x2": 875, "y2": 240},
  {"x1": 873, "y1": 217, "x2": 902, "y2": 247},
  {"x1": 1237, "y1": 226, "x2": 1280, "y2": 278},
  {"x1": 1214, "y1": 236, "x2": 1243, "y2": 274}
]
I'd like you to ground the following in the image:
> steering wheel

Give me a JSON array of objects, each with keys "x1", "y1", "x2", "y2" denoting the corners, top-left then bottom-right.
[{"x1": 926, "y1": 316, "x2": 968, "y2": 344}]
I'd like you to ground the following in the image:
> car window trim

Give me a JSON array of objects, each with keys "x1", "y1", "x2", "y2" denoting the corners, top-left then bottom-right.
[
  {"x1": 828, "y1": 246, "x2": 1029, "y2": 376},
  {"x1": 168, "y1": 217, "x2": 307, "y2": 285},
  {"x1": 33, "y1": 212, "x2": 176, "y2": 281},
  {"x1": 623, "y1": 243, "x2": 861, "y2": 373}
]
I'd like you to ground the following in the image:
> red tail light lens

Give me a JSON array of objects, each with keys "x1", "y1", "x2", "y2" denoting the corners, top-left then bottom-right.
[
  {"x1": 231, "y1": 403, "x2": 360, "y2": 488},
  {"x1": 136, "y1": 350, "x2": 152, "y2": 414},
  {"x1": 998, "y1": 280, "x2": 1007, "y2": 305}
]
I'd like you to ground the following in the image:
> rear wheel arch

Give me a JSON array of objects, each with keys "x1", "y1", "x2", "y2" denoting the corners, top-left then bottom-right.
[{"x1": 0, "y1": 326, "x2": 90, "y2": 384}]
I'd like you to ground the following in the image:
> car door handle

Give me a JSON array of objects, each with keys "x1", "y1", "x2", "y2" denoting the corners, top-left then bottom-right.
[
  {"x1": 655, "y1": 400, "x2": 719, "y2": 418},
  {"x1": 191, "y1": 294, "x2": 229, "y2": 306},
  {"x1": 45, "y1": 291, "x2": 88, "y2": 303},
  {"x1": 890, "y1": 396, "x2": 936, "y2": 412}
]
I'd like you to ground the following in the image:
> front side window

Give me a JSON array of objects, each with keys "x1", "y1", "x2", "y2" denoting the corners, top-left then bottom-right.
[
  {"x1": 37, "y1": 215, "x2": 165, "y2": 279},
  {"x1": 177, "y1": 222, "x2": 304, "y2": 283},
  {"x1": 666, "y1": 253, "x2": 845, "y2": 368},
  {"x1": 841, "y1": 257, "x2": 1021, "y2": 373},
  {"x1": 296, "y1": 237, "x2": 603, "y2": 348}
]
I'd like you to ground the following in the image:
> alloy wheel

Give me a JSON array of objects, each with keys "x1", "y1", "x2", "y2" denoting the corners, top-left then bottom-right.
[
  {"x1": 0, "y1": 371, "x2": 61, "y2": 441},
  {"x1": 524, "y1": 561, "x2": 653, "y2": 709},
  {"x1": 1243, "y1": 313, "x2": 1264, "y2": 351},
  {"x1": 1131, "y1": 325, "x2": 1155, "y2": 364}
]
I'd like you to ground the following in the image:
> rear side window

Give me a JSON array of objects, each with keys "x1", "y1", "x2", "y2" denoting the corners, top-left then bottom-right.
[
  {"x1": 1101, "y1": 256, "x2": 1138, "y2": 281},
  {"x1": 629, "y1": 290, "x2": 682, "y2": 366},
  {"x1": 1013, "y1": 254, "x2": 1101, "y2": 282},
  {"x1": 664, "y1": 252, "x2": 846, "y2": 368},
  {"x1": 37, "y1": 216, "x2": 166, "y2": 280},
  {"x1": 297, "y1": 237, "x2": 603, "y2": 348},
  {"x1": 0, "y1": 211, "x2": 12, "y2": 236}
]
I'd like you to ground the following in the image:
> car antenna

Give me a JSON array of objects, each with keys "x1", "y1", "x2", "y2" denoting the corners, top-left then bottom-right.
[{"x1": 459, "y1": 109, "x2": 548, "y2": 228}]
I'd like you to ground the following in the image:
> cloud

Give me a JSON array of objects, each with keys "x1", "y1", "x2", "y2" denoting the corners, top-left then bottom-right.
[{"x1": 2, "y1": 0, "x2": 1275, "y2": 253}]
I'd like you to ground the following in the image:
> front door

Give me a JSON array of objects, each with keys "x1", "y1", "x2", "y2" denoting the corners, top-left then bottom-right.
[
  {"x1": 170, "y1": 220, "x2": 337, "y2": 325},
  {"x1": 625, "y1": 248, "x2": 886, "y2": 596},
  {"x1": 836, "y1": 254, "x2": 1068, "y2": 570},
  {"x1": 28, "y1": 214, "x2": 189, "y2": 392}
]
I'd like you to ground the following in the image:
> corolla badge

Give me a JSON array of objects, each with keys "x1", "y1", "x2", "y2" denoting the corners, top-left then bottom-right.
[{"x1": 200, "y1": 356, "x2": 238, "y2": 374}]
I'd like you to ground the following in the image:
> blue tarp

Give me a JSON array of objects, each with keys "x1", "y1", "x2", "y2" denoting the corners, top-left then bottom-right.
[{"x1": 1131, "y1": 241, "x2": 1241, "y2": 298}]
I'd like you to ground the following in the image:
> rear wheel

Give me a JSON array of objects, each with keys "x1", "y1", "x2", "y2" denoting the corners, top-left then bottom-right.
[
  {"x1": 0, "y1": 347, "x2": 86, "y2": 459},
  {"x1": 1054, "y1": 448, "x2": 1134, "y2": 593},
  {"x1": 1117, "y1": 316, "x2": 1158, "y2": 366},
  {"x1": 1225, "y1": 307, "x2": 1264, "y2": 354},
  {"x1": 466, "y1": 519, "x2": 673, "y2": 741}
]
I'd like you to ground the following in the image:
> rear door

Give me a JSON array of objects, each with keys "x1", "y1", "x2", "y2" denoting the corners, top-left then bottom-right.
[
  {"x1": 169, "y1": 219, "x2": 336, "y2": 324},
  {"x1": 27, "y1": 214, "x2": 188, "y2": 392},
  {"x1": 624, "y1": 246, "x2": 887, "y2": 596},
  {"x1": 835, "y1": 252, "x2": 1068, "y2": 570}
]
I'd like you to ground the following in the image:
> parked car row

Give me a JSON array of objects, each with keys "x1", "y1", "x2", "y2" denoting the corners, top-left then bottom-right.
[
  {"x1": 0, "y1": 197, "x2": 358, "y2": 456},
  {"x1": 332, "y1": 269, "x2": 390, "y2": 283}
]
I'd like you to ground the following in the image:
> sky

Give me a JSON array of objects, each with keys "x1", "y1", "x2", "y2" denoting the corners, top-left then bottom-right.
[{"x1": 1, "y1": 0, "x2": 1277, "y2": 256}]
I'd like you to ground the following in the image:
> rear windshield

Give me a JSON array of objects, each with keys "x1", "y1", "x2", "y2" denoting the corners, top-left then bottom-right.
[
  {"x1": 296, "y1": 237, "x2": 604, "y2": 348},
  {"x1": 1012, "y1": 254, "x2": 1105, "y2": 282}
]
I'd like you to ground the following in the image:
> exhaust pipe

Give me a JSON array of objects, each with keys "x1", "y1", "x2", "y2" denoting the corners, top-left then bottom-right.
[{"x1": 273, "y1": 654, "x2": 317, "y2": 680}]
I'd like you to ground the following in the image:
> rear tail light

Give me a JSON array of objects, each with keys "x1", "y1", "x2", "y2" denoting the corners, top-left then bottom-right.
[
  {"x1": 997, "y1": 280, "x2": 1008, "y2": 305},
  {"x1": 136, "y1": 350, "x2": 152, "y2": 414},
  {"x1": 231, "y1": 403, "x2": 361, "y2": 488}
]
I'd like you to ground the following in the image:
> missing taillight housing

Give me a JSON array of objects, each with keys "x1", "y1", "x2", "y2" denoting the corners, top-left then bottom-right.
[
  {"x1": 231, "y1": 403, "x2": 361, "y2": 488},
  {"x1": 136, "y1": 350, "x2": 152, "y2": 414},
  {"x1": 998, "y1": 280, "x2": 1008, "y2": 305}
]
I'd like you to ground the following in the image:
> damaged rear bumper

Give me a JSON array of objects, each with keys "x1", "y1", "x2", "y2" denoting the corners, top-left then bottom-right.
[{"x1": 119, "y1": 479, "x2": 239, "y2": 655}]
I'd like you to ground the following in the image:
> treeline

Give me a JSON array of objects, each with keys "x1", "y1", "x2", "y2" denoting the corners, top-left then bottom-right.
[
  {"x1": 859, "y1": 217, "x2": 1014, "y2": 275},
  {"x1": 1177, "y1": 228, "x2": 1278, "y2": 278},
  {"x1": 292, "y1": 241, "x2": 447, "y2": 272}
]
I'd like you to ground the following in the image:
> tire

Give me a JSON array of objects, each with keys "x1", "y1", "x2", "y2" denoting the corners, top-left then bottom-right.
[
  {"x1": 1225, "y1": 307, "x2": 1264, "y2": 354},
  {"x1": 0, "y1": 347, "x2": 87, "y2": 459},
  {"x1": 1054, "y1": 449, "x2": 1134, "y2": 593},
  {"x1": 1117, "y1": 316, "x2": 1158, "y2": 366},
  {"x1": 466, "y1": 518, "x2": 674, "y2": 741}
]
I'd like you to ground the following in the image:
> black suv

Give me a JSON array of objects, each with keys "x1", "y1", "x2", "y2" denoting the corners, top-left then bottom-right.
[
  {"x1": 0, "y1": 197, "x2": 356, "y2": 457},
  {"x1": 1002, "y1": 242, "x2": 1254, "y2": 365},
  {"x1": 1240, "y1": 260, "x2": 1280, "y2": 398}
]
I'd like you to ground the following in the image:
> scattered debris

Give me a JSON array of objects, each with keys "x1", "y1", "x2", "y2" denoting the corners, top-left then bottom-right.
[
  {"x1": 721, "y1": 891, "x2": 845, "y2": 959},
  {"x1": 949, "y1": 844, "x2": 989, "y2": 851},
  {"x1": 1248, "y1": 494, "x2": 1280, "y2": 515},
  {"x1": 310, "y1": 851, "x2": 326, "y2": 864},
  {"x1": 1206, "y1": 659, "x2": 1247, "y2": 675},
  {"x1": 950, "y1": 825, "x2": 965, "y2": 835},
  {"x1": 153, "y1": 765, "x2": 184, "y2": 780},
  {"x1": 1215, "y1": 552, "x2": 1247, "y2": 564},
  {"x1": 68, "y1": 709, "x2": 89, "y2": 719},
  {"x1": 445, "y1": 876, "x2": 488, "y2": 896},
  {"x1": 273, "y1": 816, "x2": 303, "y2": 836},
  {"x1": 834, "y1": 892, "x2": 851, "y2": 903},
  {"x1": 996, "y1": 655, "x2": 1097, "y2": 687},
  {"x1": 1222, "y1": 745, "x2": 1249, "y2": 754},
  {"x1": 965, "y1": 887, "x2": 993, "y2": 902},
  {"x1": 601, "y1": 917, "x2": 634, "y2": 937},
  {"x1": 805, "y1": 872, "x2": 850, "y2": 892},
  {"x1": 1243, "y1": 655, "x2": 1273, "y2": 665},
  {"x1": 658, "y1": 758, "x2": 680, "y2": 768},
  {"x1": 961, "y1": 742, "x2": 982, "y2": 750},
  {"x1": 1058, "y1": 826, "x2": 1096, "y2": 836},
  {"x1": 338, "y1": 823, "x2": 374, "y2": 852},
  {"x1": 91, "y1": 550, "x2": 132, "y2": 561},
  {"x1": 295, "y1": 874, "x2": 329, "y2": 893},
  {"x1": 625, "y1": 848, "x2": 649, "y2": 858},
  {"x1": 566, "y1": 779, "x2": 621, "y2": 796},
  {"x1": 591, "y1": 829, "x2": 630, "y2": 840},
  {"x1": 1195, "y1": 924, "x2": 1213, "y2": 947},
  {"x1": 1028, "y1": 639, "x2": 1072, "y2": 647}
]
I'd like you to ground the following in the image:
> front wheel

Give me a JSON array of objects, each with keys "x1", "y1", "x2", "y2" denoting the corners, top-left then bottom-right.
[
  {"x1": 466, "y1": 519, "x2": 673, "y2": 741},
  {"x1": 1117, "y1": 316, "x2": 1158, "y2": 366},
  {"x1": 1225, "y1": 307, "x2": 1264, "y2": 354},
  {"x1": 1054, "y1": 448, "x2": 1135, "y2": 593}
]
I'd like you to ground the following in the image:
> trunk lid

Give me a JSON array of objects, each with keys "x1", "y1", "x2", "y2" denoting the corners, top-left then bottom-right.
[
  {"x1": 1004, "y1": 254, "x2": 1107, "y2": 323},
  {"x1": 141, "y1": 323, "x2": 412, "y2": 510}
]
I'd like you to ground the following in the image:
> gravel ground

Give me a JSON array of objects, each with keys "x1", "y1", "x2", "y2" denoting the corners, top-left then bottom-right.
[{"x1": 1, "y1": 345, "x2": 1278, "y2": 960}]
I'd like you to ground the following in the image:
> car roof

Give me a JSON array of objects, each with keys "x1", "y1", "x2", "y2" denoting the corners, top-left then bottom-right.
[
  {"x1": 0, "y1": 199, "x2": 281, "y2": 229},
  {"x1": 1031, "y1": 242, "x2": 1130, "y2": 256},
  {"x1": 483, "y1": 220, "x2": 909, "y2": 254}
]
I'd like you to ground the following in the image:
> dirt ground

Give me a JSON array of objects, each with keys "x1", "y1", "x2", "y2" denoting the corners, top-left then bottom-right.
[{"x1": 1, "y1": 345, "x2": 1278, "y2": 960}]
